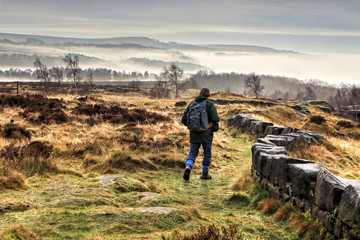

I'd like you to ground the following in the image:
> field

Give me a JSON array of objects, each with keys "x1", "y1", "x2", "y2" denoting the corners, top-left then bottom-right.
[{"x1": 0, "y1": 85, "x2": 359, "y2": 239}]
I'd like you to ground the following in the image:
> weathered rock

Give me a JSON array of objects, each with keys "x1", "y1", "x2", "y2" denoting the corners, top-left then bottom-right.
[
  {"x1": 139, "y1": 192, "x2": 160, "y2": 202},
  {"x1": 265, "y1": 135, "x2": 295, "y2": 149},
  {"x1": 252, "y1": 144, "x2": 287, "y2": 173},
  {"x1": 314, "y1": 168, "x2": 347, "y2": 212},
  {"x1": 335, "y1": 218, "x2": 343, "y2": 238},
  {"x1": 317, "y1": 106, "x2": 332, "y2": 113},
  {"x1": 292, "y1": 105, "x2": 311, "y2": 115},
  {"x1": 270, "y1": 157, "x2": 313, "y2": 190},
  {"x1": 338, "y1": 184, "x2": 360, "y2": 227},
  {"x1": 305, "y1": 131, "x2": 326, "y2": 140},
  {"x1": 256, "y1": 138, "x2": 276, "y2": 146},
  {"x1": 287, "y1": 163, "x2": 324, "y2": 199},
  {"x1": 138, "y1": 207, "x2": 176, "y2": 214},
  {"x1": 99, "y1": 175, "x2": 124, "y2": 183}
]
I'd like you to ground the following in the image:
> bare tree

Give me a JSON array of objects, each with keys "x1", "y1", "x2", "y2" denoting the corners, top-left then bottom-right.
[
  {"x1": 303, "y1": 86, "x2": 316, "y2": 100},
  {"x1": 150, "y1": 80, "x2": 171, "y2": 98},
  {"x1": 162, "y1": 63, "x2": 184, "y2": 98},
  {"x1": 87, "y1": 70, "x2": 94, "y2": 85},
  {"x1": 296, "y1": 91, "x2": 304, "y2": 101},
  {"x1": 33, "y1": 57, "x2": 51, "y2": 94},
  {"x1": 244, "y1": 72, "x2": 264, "y2": 98},
  {"x1": 50, "y1": 67, "x2": 64, "y2": 88},
  {"x1": 63, "y1": 54, "x2": 81, "y2": 94}
]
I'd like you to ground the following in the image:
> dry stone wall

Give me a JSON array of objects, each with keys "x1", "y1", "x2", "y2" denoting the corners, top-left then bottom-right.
[{"x1": 228, "y1": 114, "x2": 360, "y2": 239}]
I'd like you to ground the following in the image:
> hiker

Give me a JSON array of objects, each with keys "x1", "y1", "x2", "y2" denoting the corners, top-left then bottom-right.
[{"x1": 181, "y1": 88, "x2": 220, "y2": 180}]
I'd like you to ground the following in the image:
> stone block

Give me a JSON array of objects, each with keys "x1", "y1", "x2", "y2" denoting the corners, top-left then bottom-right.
[
  {"x1": 338, "y1": 184, "x2": 360, "y2": 227},
  {"x1": 314, "y1": 168, "x2": 348, "y2": 212},
  {"x1": 287, "y1": 163, "x2": 324, "y2": 199},
  {"x1": 335, "y1": 218, "x2": 343, "y2": 238},
  {"x1": 256, "y1": 138, "x2": 276, "y2": 146}
]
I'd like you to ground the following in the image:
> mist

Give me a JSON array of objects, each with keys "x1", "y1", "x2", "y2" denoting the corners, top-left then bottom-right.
[{"x1": 1, "y1": 36, "x2": 359, "y2": 86}]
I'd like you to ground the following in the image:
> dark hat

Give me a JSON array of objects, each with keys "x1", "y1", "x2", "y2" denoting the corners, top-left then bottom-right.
[{"x1": 200, "y1": 88, "x2": 210, "y2": 98}]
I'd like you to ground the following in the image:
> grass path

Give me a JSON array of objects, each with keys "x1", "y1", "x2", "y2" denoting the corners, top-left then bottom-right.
[{"x1": 0, "y1": 128, "x2": 300, "y2": 240}]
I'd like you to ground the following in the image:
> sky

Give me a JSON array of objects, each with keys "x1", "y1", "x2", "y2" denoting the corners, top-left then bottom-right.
[{"x1": 1, "y1": 0, "x2": 360, "y2": 53}]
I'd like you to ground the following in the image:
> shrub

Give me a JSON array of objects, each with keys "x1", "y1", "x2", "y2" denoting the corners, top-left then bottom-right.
[
  {"x1": 0, "y1": 141, "x2": 56, "y2": 177},
  {"x1": 0, "y1": 171, "x2": 27, "y2": 190},
  {"x1": 175, "y1": 101, "x2": 187, "y2": 107},
  {"x1": 336, "y1": 120, "x2": 354, "y2": 128},
  {"x1": 0, "y1": 124, "x2": 31, "y2": 140},
  {"x1": 275, "y1": 202, "x2": 294, "y2": 221},
  {"x1": 164, "y1": 224, "x2": 242, "y2": 240},
  {"x1": 0, "y1": 225, "x2": 39, "y2": 240},
  {"x1": 72, "y1": 104, "x2": 171, "y2": 125},
  {"x1": 257, "y1": 198, "x2": 279, "y2": 215},
  {"x1": 309, "y1": 115, "x2": 326, "y2": 125}
]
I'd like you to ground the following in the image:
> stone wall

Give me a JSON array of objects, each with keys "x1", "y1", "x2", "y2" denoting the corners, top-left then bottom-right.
[{"x1": 228, "y1": 114, "x2": 360, "y2": 239}]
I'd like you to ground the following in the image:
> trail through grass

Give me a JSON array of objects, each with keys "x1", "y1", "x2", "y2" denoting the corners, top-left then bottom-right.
[{"x1": 0, "y1": 128, "x2": 299, "y2": 239}]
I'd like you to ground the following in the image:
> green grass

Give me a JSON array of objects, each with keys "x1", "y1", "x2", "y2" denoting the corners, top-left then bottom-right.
[{"x1": 0, "y1": 135, "x2": 301, "y2": 240}]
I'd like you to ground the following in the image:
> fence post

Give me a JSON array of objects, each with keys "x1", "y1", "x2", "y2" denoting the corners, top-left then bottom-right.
[{"x1": 17, "y1": 81, "x2": 19, "y2": 95}]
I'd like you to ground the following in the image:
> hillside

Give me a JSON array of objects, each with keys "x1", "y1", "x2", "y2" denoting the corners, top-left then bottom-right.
[{"x1": 0, "y1": 86, "x2": 359, "y2": 239}]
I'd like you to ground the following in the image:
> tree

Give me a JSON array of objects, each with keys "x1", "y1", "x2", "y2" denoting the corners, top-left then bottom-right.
[
  {"x1": 244, "y1": 72, "x2": 264, "y2": 98},
  {"x1": 303, "y1": 86, "x2": 316, "y2": 100},
  {"x1": 87, "y1": 70, "x2": 94, "y2": 85},
  {"x1": 162, "y1": 63, "x2": 184, "y2": 98},
  {"x1": 33, "y1": 57, "x2": 51, "y2": 94},
  {"x1": 50, "y1": 67, "x2": 64, "y2": 88},
  {"x1": 63, "y1": 53, "x2": 81, "y2": 94}
]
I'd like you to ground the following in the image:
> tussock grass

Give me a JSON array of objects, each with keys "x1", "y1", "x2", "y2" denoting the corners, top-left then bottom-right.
[
  {"x1": 257, "y1": 198, "x2": 280, "y2": 215},
  {"x1": 0, "y1": 170, "x2": 27, "y2": 190},
  {"x1": 0, "y1": 90, "x2": 340, "y2": 239},
  {"x1": 0, "y1": 225, "x2": 40, "y2": 240},
  {"x1": 231, "y1": 168, "x2": 255, "y2": 191}
]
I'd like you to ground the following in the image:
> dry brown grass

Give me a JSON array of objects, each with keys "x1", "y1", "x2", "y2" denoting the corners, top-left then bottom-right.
[
  {"x1": 231, "y1": 167, "x2": 255, "y2": 191},
  {"x1": 253, "y1": 105, "x2": 360, "y2": 178},
  {"x1": 275, "y1": 202, "x2": 294, "y2": 221},
  {"x1": 257, "y1": 198, "x2": 280, "y2": 215},
  {"x1": 0, "y1": 171, "x2": 27, "y2": 190},
  {"x1": 0, "y1": 225, "x2": 40, "y2": 240}
]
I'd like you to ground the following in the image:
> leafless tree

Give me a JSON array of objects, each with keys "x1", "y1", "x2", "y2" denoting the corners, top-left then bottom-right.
[
  {"x1": 50, "y1": 67, "x2": 64, "y2": 88},
  {"x1": 33, "y1": 57, "x2": 51, "y2": 94},
  {"x1": 162, "y1": 63, "x2": 184, "y2": 98},
  {"x1": 150, "y1": 80, "x2": 171, "y2": 98},
  {"x1": 87, "y1": 70, "x2": 94, "y2": 85},
  {"x1": 63, "y1": 54, "x2": 81, "y2": 94},
  {"x1": 303, "y1": 86, "x2": 316, "y2": 100},
  {"x1": 244, "y1": 72, "x2": 264, "y2": 98}
]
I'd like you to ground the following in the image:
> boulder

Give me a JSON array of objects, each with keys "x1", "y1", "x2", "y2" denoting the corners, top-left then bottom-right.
[
  {"x1": 292, "y1": 105, "x2": 311, "y2": 115},
  {"x1": 287, "y1": 163, "x2": 324, "y2": 199},
  {"x1": 317, "y1": 106, "x2": 332, "y2": 113}
]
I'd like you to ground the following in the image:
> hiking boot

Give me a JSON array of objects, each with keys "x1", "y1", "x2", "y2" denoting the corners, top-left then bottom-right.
[
  {"x1": 183, "y1": 165, "x2": 192, "y2": 181},
  {"x1": 200, "y1": 172, "x2": 212, "y2": 180}
]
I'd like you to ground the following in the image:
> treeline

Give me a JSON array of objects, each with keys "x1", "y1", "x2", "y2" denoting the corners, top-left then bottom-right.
[
  {"x1": 0, "y1": 68, "x2": 160, "y2": 81},
  {"x1": 190, "y1": 70, "x2": 339, "y2": 101}
]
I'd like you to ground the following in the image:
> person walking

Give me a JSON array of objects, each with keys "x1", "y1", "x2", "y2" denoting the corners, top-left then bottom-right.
[{"x1": 181, "y1": 88, "x2": 220, "y2": 181}]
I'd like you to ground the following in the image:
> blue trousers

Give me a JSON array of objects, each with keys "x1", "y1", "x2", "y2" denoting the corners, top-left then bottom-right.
[{"x1": 186, "y1": 142, "x2": 212, "y2": 173}]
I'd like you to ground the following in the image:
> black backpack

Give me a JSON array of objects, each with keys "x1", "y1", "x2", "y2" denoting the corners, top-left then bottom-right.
[{"x1": 186, "y1": 100, "x2": 209, "y2": 130}]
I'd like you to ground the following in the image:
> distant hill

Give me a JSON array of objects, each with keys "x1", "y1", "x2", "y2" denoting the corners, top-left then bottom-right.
[{"x1": 0, "y1": 32, "x2": 296, "y2": 53}]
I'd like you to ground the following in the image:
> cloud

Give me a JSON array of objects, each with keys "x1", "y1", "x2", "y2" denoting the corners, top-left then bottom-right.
[{"x1": 0, "y1": 0, "x2": 359, "y2": 52}]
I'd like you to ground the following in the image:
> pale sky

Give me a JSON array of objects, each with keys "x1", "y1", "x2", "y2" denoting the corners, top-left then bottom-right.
[{"x1": 1, "y1": 0, "x2": 360, "y2": 53}]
